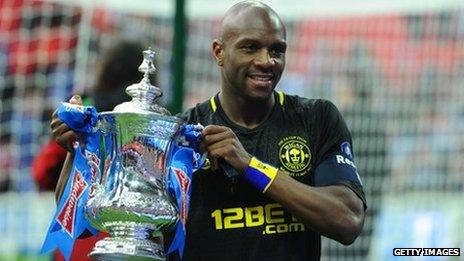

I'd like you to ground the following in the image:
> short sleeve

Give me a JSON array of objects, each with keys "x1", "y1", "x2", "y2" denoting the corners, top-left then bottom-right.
[{"x1": 313, "y1": 100, "x2": 366, "y2": 208}]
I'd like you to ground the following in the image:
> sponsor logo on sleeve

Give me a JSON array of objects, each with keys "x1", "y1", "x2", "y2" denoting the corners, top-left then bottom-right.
[
  {"x1": 340, "y1": 141, "x2": 353, "y2": 159},
  {"x1": 335, "y1": 154, "x2": 362, "y2": 185}
]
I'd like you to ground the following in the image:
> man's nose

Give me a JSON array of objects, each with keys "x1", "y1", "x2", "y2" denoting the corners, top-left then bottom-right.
[{"x1": 254, "y1": 49, "x2": 275, "y2": 67}]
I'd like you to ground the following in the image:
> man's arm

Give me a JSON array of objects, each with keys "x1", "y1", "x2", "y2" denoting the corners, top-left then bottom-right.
[
  {"x1": 55, "y1": 152, "x2": 74, "y2": 203},
  {"x1": 50, "y1": 95, "x2": 82, "y2": 203},
  {"x1": 266, "y1": 172, "x2": 364, "y2": 245},
  {"x1": 202, "y1": 125, "x2": 365, "y2": 245}
]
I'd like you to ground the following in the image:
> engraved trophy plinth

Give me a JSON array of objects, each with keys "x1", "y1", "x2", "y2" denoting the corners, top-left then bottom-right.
[{"x1": 85, "y1": 48, "x2": 181, "y2": 260}]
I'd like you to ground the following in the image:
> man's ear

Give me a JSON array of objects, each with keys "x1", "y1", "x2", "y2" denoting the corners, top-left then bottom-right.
[{"x1": 212, "y1": 39, "x2": 224, "y2": 66}]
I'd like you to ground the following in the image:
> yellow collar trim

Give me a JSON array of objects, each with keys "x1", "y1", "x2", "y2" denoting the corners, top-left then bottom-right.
[
  {"x1": 210, "y1": 92, "x2": 284, "y2": 112},
  {"x1": 277, "y1": 91, "x2": 285, "y2": 106},
  {"x1": 210, "y1": 96, "x2": 217, "y2": 112}
]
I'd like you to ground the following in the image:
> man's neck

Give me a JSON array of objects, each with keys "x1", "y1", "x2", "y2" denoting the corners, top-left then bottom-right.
[{"x1": 218, "y1": 91, "x2": 275, "y2": 129}]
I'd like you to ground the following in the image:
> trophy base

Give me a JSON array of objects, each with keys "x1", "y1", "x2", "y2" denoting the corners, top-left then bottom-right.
[{"x1": 89, "y1": 237, "x2": 165, "y2": 261}]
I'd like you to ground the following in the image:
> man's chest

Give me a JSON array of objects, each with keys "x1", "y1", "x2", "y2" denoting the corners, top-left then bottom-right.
[
  {"x1": 197, "y1": 111, "x2": 319, "y2": 181},
  {"x1": 237, "y1": 124, "x2": 316, "y2": 182}
]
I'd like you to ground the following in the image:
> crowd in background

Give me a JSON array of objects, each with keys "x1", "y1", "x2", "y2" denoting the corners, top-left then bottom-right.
[{"x1": 0, "y1": 1, "x2": 463, "y2": 259}]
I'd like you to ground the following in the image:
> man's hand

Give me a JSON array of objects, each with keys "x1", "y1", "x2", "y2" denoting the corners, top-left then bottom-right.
[
  {"x1": 50, "y1": 95, "x2": 82, "y2": 152},
  {"x1": 202, "y1": 125, "x2": 251, "y2": 174}
]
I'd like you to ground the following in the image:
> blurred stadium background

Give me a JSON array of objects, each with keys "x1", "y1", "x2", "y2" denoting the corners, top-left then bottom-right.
[{"x1": 1, "y1": 0, "x2": 463, "y2": 260}]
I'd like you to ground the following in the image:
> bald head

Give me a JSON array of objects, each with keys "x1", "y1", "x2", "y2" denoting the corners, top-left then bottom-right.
[{"x1": 219, "y1": 1, "x2": 286, "y2": 42}]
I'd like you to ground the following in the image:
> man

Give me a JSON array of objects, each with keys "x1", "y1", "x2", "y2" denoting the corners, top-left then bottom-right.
[{"x1": 52, "y1": 1, "x2": 366, "y2": 260}]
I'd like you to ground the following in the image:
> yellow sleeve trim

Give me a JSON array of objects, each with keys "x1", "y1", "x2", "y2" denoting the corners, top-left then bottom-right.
[{"x1": 210, "y1": 96, "x2": 217, "y2": 112}]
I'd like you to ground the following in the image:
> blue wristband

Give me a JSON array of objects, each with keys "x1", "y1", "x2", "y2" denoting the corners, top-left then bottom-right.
[{"x1": 244, "y1": 157, "x2": 278, "y2": 193}]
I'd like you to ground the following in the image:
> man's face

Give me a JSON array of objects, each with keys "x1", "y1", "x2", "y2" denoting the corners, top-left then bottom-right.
[{"x1": 218, "y1": 16, "x2": 286, "y2": 101}]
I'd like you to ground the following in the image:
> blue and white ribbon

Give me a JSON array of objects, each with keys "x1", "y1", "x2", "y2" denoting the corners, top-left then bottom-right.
[
  {"x1": 41, "y1": 103, "x2": 100, "y2": 260},
  {"x1": 166, "y1": 124, "x2": 205, "y2": 259}
]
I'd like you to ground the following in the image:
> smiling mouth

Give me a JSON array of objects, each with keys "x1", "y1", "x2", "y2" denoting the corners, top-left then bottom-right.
[{"x1": 247, "y1": 74, "x2": 274, "y2": 87}]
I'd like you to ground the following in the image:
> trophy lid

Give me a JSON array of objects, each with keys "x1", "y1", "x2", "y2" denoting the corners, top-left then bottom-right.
[{"x1": 112, "y1": 47, "x2": 170, "y2": 115}]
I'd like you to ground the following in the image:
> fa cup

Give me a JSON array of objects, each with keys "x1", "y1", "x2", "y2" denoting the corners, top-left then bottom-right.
[{"x1": 84, "y1": 48, "x2": 187, "y2": 260}]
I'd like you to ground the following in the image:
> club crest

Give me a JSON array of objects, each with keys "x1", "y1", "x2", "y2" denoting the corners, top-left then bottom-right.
[{"x1": 278, "y1": 136, "x2": 311, "y2": 176}]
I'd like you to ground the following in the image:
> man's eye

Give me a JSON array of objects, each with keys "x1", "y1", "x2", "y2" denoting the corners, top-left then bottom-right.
[
  {"x1": 243, "y1": 45, "x2": 258, "y2": 51},
  {"x1": 270, "y1": 47, "x2": 285, "y2": 56}
]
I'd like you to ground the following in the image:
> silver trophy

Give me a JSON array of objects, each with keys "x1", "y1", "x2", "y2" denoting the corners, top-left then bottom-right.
[{"x1": 84, "y1": 48, "x2": 185, "y2": 260}]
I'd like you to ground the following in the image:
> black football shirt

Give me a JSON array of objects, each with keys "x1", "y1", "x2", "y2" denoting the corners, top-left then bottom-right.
[{"x1": 171, "y1": 92, "x2": 366, "y2": 261}]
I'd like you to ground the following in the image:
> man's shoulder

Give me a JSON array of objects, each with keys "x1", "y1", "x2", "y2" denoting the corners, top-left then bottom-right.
[
  {"x1": 177, "y1": 98, "x2": 213, "y2": 123},
  {"x1": 283, "y1": 93, "x2": 335, "y2": 114}
]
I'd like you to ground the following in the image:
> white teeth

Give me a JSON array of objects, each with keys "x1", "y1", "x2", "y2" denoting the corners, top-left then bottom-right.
[{"x1": 251, "y1": 76, "x2": 271, "y2": 81}]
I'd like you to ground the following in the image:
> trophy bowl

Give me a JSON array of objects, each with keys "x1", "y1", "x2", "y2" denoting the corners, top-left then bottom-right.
[{"x1": 84, "y1": 48, "x2": 182, "y2": 261}]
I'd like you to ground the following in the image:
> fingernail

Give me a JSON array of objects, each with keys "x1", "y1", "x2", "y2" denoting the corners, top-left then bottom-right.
[{"x1": 70, "y1": 95, "x2": 81, "y2": 101}]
